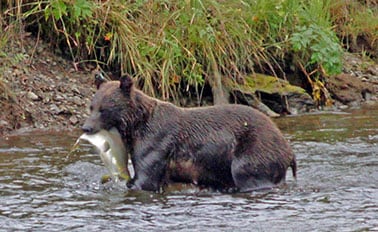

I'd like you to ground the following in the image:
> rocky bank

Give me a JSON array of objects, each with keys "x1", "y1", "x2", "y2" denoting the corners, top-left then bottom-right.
[
  {"x1": 1, "y1": 35, "x2": 94, "y2": 136},
  {"x1": 1, "y1": 35, "x2": 377, "y2": 136}
]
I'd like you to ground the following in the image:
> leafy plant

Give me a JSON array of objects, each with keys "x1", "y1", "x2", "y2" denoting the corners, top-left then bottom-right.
[{"x1": 291, "y1": 24, "x2": 343, "y2": 75}]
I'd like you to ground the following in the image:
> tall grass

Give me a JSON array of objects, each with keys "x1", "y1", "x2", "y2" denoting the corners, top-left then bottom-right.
[
  {"x1": 2, "y1": 0, "x2": 347, "y2": 104},
  {"x1": 330, "y1": 0, "x2": 378, "y2": 56}
]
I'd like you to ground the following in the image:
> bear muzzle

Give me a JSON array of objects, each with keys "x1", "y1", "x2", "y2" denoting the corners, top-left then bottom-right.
[
  {"x1": 82, "y1": 113, "x2": 103, "y2": 134},
  {"x1": 81, "y1": 124, "x2": 96, "y2": 134}
]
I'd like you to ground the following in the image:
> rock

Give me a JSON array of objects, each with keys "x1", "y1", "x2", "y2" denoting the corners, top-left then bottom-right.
[
  {"x1": 326, "y1": 73, "x2": 376, "y2": 105},
  {"x1": 0, "y1": 120, "x2": 9, "y2": 127},
  {"x1": 59, "y1": 105, "x2": 71, "y2": 114},
  {"x1": 286, "y1": 93, "x2": 314, "y2": 114},
  {"x1": 42, "y1": 96, "x2": 51, "y2": 103},
  {"x1": 50, "y1": 104, "x2": 62, "y2": 114},
  {"x1": 27, "y1": 91, "x2": 40, "y2": 101},
  {"x1": 53, "y1": 94, "x2": 64, "y2": 101},
  {"x1": 72, "y1": 96, "x2": 83, "y2": 106},
  {"x1": 224, "y1": 73, "x2": 315, "y2": 115},
  {"x1": 72, "y1": 86, "x2": 81, "y2": 95},
  {"x1": 339, "y1": 105, "x2": 349, "y2": 110},
  {"x1": 367, "y1": 66, "x2": 378, "y2": 76},
  {"x1": 364, "y1": 92, "x2": 372, "y2": 101},
  {"x1": 232, "y1": 90, "x2": 280, "y2": 117},
  {"x1": 69, "y1": 115, "x2": 79, "y2": 125}
]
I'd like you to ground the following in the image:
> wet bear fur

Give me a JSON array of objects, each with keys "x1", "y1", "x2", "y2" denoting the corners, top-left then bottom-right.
[{"x1": 82, "y1": 75, "x2": 297, "y2": 192}]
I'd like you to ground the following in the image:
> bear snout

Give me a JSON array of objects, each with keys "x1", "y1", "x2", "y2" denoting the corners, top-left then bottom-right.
[
  {"x1": 82, "y1": 115, "x2": 102, "y2": 134},
  {"x1": 81, "y1": 125, "x2": 96, "y2": 134}
]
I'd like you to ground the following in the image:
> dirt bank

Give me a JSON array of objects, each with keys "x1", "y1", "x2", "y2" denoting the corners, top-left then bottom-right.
[
  {"x1": 1, "y1": 35, "x2": 377, "y2": 136},
  {"x1": 1, "y1": 34, "x2": 95, "y2": 136}
]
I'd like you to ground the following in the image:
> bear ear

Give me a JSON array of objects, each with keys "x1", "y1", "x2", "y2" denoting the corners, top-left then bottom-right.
[
  {"x1": 94, "y1": 72, "x2": 107, "y2": 89},
  {"x1": 119, "y1": 74, "x2": 133, "y2": 96}
]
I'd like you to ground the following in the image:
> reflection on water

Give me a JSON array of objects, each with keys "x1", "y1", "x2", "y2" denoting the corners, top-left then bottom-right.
[{"x1": 0, "y1": 105, "x2": 377, "y2": 231}]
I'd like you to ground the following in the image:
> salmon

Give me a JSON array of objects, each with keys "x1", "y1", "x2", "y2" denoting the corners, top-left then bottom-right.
[{"x1": 73, "y1": 127, "x2": 130, "y2": 183}]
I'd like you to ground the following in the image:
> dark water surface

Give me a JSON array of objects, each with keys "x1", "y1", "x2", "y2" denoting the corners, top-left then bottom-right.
[{"x1": 1, "y1": 105, "x2": 377, "y2": 231}]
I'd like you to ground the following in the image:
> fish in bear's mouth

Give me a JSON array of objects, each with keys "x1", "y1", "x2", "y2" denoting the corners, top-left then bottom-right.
[{"x1": 73, "y1": 127, "x2": 130, "y2": 184}]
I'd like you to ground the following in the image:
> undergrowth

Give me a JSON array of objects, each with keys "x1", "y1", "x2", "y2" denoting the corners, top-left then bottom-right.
[
  {"x1": 2, "y1": 0, "x2": 374, "y2": 105},
  {"x1": 330, "y1": 0, "x2": 378, "y2": 57}
]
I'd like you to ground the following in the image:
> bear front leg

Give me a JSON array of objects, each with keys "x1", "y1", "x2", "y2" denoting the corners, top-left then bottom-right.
[{"x1": 127, "y1": 151, "x2": 167, "y2": 192}]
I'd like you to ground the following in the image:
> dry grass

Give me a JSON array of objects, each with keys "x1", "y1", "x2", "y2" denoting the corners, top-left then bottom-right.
[
  {"x1": 3, "y1": 0, "x2": 372, "y2": 105},
  {"x1": 330, "y1": 0, "x2": 378, "y2": 56}
]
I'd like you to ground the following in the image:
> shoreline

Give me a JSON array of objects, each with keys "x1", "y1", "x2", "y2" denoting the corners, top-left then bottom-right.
[{"x1": 1, "y1": 35, "x2": 377, "y2": 137}]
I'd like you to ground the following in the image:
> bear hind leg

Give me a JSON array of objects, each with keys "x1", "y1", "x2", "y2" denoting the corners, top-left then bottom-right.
[{"x1": 231, "y1": 158, "x2": 276, "y2": 192}]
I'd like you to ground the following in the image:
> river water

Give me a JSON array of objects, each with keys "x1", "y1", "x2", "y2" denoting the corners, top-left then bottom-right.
[{"x1": 0, "y1": 105, "x2": 377, "y2": 231}]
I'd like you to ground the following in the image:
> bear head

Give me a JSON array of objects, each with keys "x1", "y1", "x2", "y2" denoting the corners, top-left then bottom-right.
[{"x1": 82, "y1": 74, "x2": 136, "y2": 134}]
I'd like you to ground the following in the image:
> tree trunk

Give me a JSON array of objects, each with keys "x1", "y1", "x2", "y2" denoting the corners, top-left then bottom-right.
[{"x1": 208, "y1": 50, "x2": 228, "y2": 105}]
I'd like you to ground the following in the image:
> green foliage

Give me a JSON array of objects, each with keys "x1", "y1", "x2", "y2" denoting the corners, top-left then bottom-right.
[
  {"x1": 44, "y1": 0, "x2": 93, "y2": 21},
  {"x1": 3, "y1": 0, "x2": 349, "y2": 104},
  {"x1": 290, "y1": 0, "x2": 343, "y2": 75},
  {"x1": 39, "y1": 0, "x2": 97, "y2": 62},
  {"x1": 45, "y1": 0, "x2": 67, "y2": 20},
  {"x1": 291, "y1": 24, "x2": 342, "y2": 75}
]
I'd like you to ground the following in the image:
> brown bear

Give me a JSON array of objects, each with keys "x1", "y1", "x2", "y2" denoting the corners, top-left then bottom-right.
[{"x1": 82, "y1": 74, "x2": 297, "y2": 192}]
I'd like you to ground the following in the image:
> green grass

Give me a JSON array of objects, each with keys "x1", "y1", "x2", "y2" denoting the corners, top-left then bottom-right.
[{"x1": 4, "y1": 0, "x2": 368, "y2": 105}]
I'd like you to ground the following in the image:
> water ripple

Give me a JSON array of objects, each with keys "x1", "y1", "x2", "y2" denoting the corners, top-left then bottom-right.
[{"x1": 1, "y1": 108, "x2": 378, "y2": 231}]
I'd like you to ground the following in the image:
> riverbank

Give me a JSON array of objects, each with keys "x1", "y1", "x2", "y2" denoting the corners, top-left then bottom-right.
[
  {"x1": 1, "y1": 34, "x2": 377, "y2": 136},
  {"x1": 1, "y1": 34, "x2": 94, "y2": 135}
]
